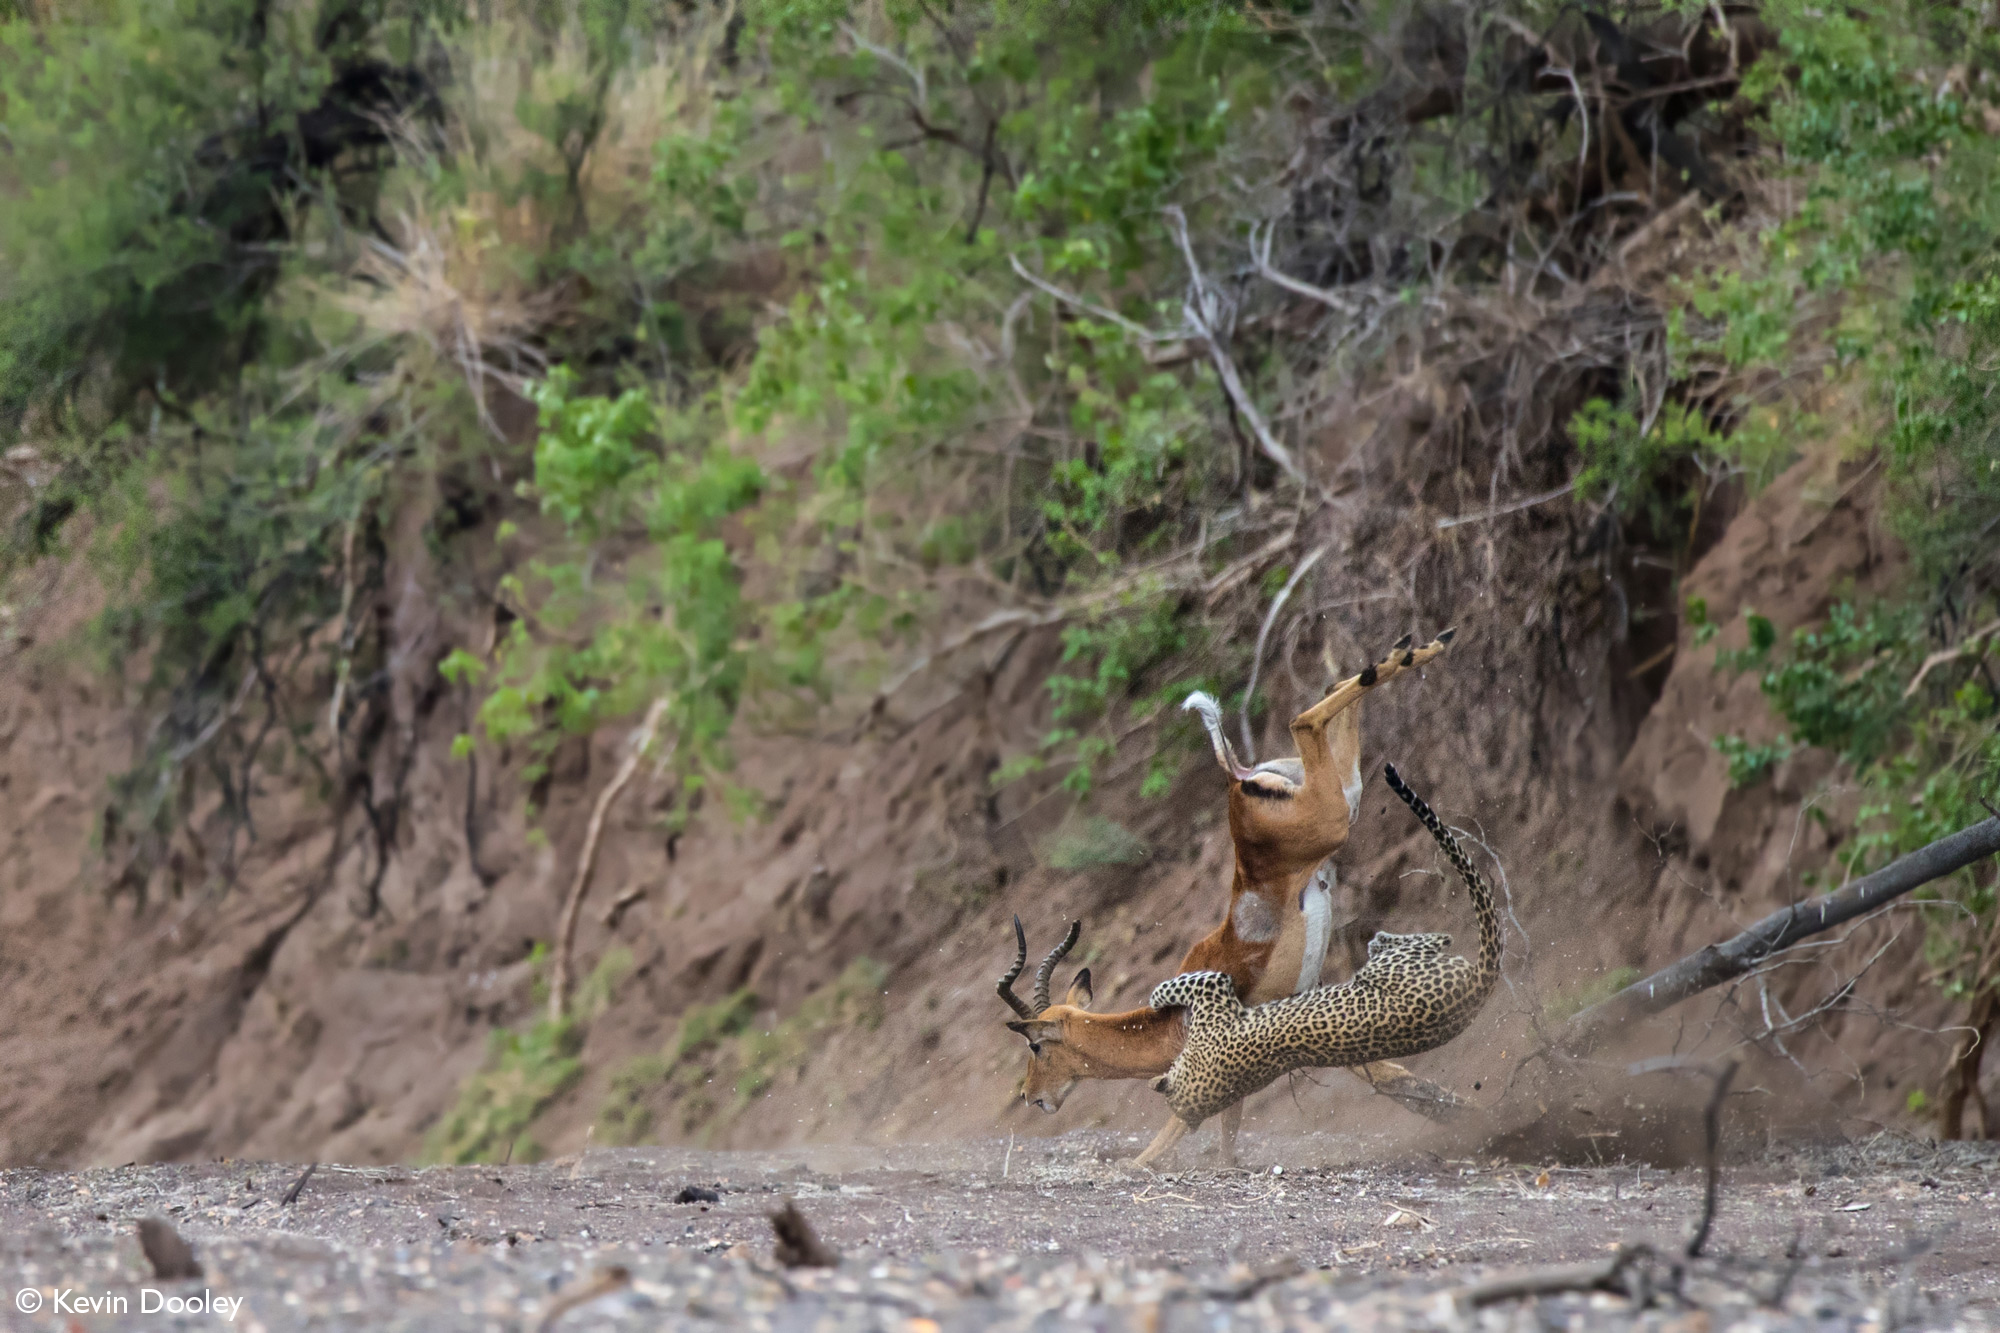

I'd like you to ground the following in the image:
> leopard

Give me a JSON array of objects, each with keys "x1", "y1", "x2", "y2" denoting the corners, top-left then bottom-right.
[{"x1": 1147, "y1": 761, "x2": 1500, "y2": 1129}]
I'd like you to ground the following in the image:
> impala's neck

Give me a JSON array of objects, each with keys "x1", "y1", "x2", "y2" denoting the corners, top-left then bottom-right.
[
  {"x1": 1054, "y1": 1005, "x2": 1189, "y2": 1079},
  {"x1": 1180, "y1": 858, "x2": 1332, "y2": 1002}
]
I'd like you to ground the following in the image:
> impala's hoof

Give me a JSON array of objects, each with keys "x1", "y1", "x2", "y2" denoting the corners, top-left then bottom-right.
[
  {"x1": 1437, "y1": 626, "x2": 1457, "y2": 644},
  {"x1": 1392, "y1": 632, "x2": 1414, "y2": 652},
  {"x1": 1150, "y1": 1074, "x2": 1171, "y2": 1093}
]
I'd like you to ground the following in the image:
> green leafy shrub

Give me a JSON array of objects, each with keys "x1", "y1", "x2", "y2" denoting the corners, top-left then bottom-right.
[
  {"x1": 1041, "y1": 814, "x2": 1150, "y2": 870},
  {"x1": 426, "y1": 948, "x2": 631, "y2": 1163}
]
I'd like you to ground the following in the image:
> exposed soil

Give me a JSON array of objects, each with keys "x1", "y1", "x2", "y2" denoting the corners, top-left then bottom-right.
[
  {"x1": 5, "y1": 1133, "x2": 1999, "y2": 1330},
  {"x1": 0, "y1": 412, "x2": 1981, "y2": 1172}
]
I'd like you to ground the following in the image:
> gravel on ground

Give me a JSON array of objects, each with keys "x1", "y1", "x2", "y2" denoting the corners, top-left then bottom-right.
[{"x1": 4, "y1": 1132, "x2": 1998, "y2": 1331}]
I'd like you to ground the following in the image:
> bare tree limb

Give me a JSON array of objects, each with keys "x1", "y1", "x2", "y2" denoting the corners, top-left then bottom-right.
[
  {"x1": 550, "y1": 697, "x2": 672, "y2": 1023},
  {"x1": 1560, "y1": 817, "x2": 2000, "y2": 1054},
  {"x1": 1164, "y1": 207, "x2": 1309, "y2": 486},
  {"x1": 1241, "y1": 543, "x2": 1329, "y2": 763}
]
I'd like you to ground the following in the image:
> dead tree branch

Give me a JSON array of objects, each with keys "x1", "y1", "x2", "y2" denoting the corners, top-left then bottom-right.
[
  {"x1": 1560, "y1": 816, "x2": 2000, "y2": 1054},
  {"x1": 549, "y1": 697, "x2": 672, "y2": 1023},
  {"x1": 1164, "y1": 206, "x2": 1309, "y2": 487}
]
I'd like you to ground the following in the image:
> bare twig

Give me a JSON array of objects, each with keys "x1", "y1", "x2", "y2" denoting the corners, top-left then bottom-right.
[
  {"x1": 1005, "y1": 255, "x2": 1170, "y2": 344},
  {"x1": 1452, "y1": 1246, "x2": 1651, "y2": 1308},
  {"x1": 1904, "y1": 618, "x2": 2000, "y2": 699},
  {"x1": 549, "y1": 697, "x2": 672, "y2": 1023},
  {"x1": 864, "y1": 607, "x2": 1066, "y2": 721},
  {"x1": 281, "y1": 1162, "x2": 318, "y2": 1206},
  {"x1": 1241, "y1": 544, "x2": 1330, "y2": 763},
  {"x1": 536, "y1": 1265, "x2": 632, "y2": 1332},
  {"x1": 1435, "y1": 481, "x2": 1576, "y2": 530},
  {"x1": 1687, "y1": 1060, "x2": 1739, "y2": 1257},
  {"x1": 326, "y1": 508, "x2": 363, "y2": 761},
  {"x1": 769, "y1": 1199, "x2": 840, "y2": 1268},
  {"x1": 601, "y1": 883, "x2": 648, "y2": 928},
  {"x1": 1248, "y1": 220, "x2": 1359, "y2": 315}
]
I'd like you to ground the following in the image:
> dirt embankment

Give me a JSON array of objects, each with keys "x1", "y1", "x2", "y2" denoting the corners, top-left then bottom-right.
[{"x1": 0, "y1": 431, "x2": 1972, "y2": 1171}]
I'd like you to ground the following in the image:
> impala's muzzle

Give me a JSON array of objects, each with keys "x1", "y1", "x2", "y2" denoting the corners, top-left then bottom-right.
[{"x1": 1024, "y1": 1079, "x2": 1076, "y2": 1114}]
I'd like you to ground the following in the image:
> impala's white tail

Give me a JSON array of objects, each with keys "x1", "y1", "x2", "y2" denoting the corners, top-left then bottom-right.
[{"x1": 1182, "y1": 690, "x2": 1246, "y2": 777}]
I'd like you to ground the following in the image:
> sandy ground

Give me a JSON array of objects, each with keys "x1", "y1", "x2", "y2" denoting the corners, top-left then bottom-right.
[{"x1": 3, "y1": 1131, "x2": 1998, "y2": 1330}]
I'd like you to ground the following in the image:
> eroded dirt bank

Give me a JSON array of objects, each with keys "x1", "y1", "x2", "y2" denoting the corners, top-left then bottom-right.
[
  {"x1": 0, "y1": 433, "x2": 1968, "y2": 1169},
  {"x1": 4, "y1": 1134, "x2": 1999, "y2": 1330}
]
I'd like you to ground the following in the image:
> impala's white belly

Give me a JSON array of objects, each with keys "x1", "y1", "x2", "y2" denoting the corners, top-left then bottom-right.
[{"x1": 1294, "y1": 865, "x2": 1334, "y2": 993}]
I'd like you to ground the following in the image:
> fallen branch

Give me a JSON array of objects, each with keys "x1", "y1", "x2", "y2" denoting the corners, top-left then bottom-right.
[
  {"x1": 1561, "y1": 816, "x2": 2000, "y2": 1054},
  {"x1": 535, "y1": 1265, "x2": 631, "y2": 1332},
  {"x1": 1452, "y1": 1245, "x2": 1651, "y2": 1308},
  {"x1": 549, "y1": 697, "x2": 672, "y2": 1023}
]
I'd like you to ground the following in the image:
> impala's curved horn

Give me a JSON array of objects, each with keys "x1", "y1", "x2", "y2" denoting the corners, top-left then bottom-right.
[
  {"x1": 1182, "y1": 691, "x2": 1253, "y2": 780},
  {"x1": 1031, "y1": 921, "x2": 1082, "y2": 1014},
  {"x1": 997, "y1": 915, "x2": 1035, "y2": 1019}
]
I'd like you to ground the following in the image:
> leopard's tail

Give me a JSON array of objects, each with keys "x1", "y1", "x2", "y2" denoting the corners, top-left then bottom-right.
[{"x1": 1382, "y1": 763, "x2": 1500, "y2": 997}]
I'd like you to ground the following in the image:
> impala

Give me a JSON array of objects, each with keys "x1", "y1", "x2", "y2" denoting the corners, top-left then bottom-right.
[{"x1": 1000, "y1": 629, "x2": 1454, "y2": 1166}]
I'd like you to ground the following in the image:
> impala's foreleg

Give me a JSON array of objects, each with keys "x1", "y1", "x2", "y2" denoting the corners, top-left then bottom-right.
[{"x1": 1130, "y1": 1114, "x2": 1194, "y2": 1169}]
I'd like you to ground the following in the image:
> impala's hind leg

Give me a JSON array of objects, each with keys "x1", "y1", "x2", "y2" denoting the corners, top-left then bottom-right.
[
  {"x1": 1325, "y1": 702, "x2": 1363, "y2": 824},
  {"x1": 1290, "y1": 631, "x2": 1454, "y2": 799}
]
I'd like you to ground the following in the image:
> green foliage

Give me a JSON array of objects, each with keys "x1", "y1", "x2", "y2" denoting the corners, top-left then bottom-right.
[
  {"x1": 1041, "y1": 813, "x2": 1150, "y2": 870},
  {"x1": 1713, "y1": 733, "x2": 1793, "y2": 789},
  {"x1": 474, "y1": 369, "x2": 769, "y2": 800},
  {"x1": 1544, "y1": 965, "x2": 1643, "y2": 1023},
  {"x1": 427, "y1": 947, "x2": 632, "y2": 1163},
  {"x1": 594, "y1": 957, "x2": 888, "y2": 1140},
  {"x1": 670, "y1": 988, "x2": 759, "y2": 1061},
  {"x1": 1569, "y1": 395, "x2": 1722, "y2": 528},
  {"x1": 733, "y1": 957, "x2": 888, "y2": 1099},
  {"x1": 595, "y1": 1052, "x2": 670, "y2": 1146},
  {"x1": 1678, "y1": 0, "x2": 2000, "y2": 1075},
  {"x1": 1037, "y1": 598, "x2": 1195, "y2": 797},
  {"x1": 424, "y1": 1013, "x2": 584, "y2": 1164}
]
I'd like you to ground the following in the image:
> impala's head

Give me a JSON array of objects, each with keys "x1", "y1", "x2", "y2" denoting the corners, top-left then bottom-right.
[{"x1": 997, "y1": 915, "x2": 1096, "y2": 1112}]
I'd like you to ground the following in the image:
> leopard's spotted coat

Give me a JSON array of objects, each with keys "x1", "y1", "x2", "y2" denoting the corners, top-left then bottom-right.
[{"x1": 1148, "y1": 763, "x2": 1500, "y2": 1127}]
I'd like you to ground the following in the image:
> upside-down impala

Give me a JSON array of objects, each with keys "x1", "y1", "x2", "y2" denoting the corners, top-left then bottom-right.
[{"x1": 998, "y1": 628, "x2": 1455, "y2": 1167}]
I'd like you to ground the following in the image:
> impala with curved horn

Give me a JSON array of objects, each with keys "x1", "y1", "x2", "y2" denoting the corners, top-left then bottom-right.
[
  {"x1": 999, "y1": 629, "x2": 1455, "y2": 1167},
  {"x1": 997, "y1": 916, "x2": 1083, "y2": 1028}
]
